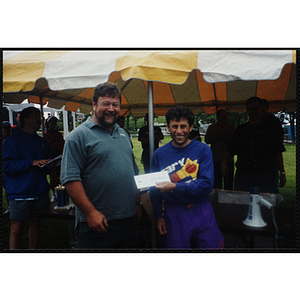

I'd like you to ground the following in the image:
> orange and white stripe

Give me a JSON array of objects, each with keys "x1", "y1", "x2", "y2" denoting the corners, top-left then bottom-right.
[{"x1": 3, "y1": 50, "x2": 296, "y2": 116}]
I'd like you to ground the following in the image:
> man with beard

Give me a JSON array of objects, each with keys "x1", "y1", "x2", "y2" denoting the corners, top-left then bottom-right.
[
  {"x1": 61, "y1": 82, "x2": 141, "y2": 249},
  {"x1": 3, "y1": 107, "x2": 54, "y2": 249}
]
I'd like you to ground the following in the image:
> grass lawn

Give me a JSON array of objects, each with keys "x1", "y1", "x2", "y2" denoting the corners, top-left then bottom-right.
[{"x1": 1, "y1": 137, "x2": 296, "y2": 250}]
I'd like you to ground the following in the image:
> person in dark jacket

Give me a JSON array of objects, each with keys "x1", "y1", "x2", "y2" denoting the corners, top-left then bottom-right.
[{"x1": 3, "y1": 107, "x2": 54, "y2": 249}]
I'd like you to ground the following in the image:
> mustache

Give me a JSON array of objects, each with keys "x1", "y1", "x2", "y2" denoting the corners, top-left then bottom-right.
[{"x1": 104, "y1": 112, "x2": 116, "y2": 116}]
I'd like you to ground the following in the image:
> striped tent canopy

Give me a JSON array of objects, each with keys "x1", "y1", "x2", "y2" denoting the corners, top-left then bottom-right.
[{"x1": 3, "y1": 50, "x2": 296, "y2": 116}]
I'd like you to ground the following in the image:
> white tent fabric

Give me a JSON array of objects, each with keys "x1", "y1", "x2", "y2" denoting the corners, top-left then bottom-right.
[
  {"x1": 196, "y1": 50, "x2": 294, "y2": 82},
  {"x1": 3, "y1": 50, "x2": 296, "y2": 116}
]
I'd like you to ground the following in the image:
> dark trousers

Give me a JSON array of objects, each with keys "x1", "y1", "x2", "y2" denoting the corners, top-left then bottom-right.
[
  {"x1": 76, "y1": 215, "x2": 138, "y2": 249},
  {"x1": 141, "y1": 150, "x2": 151, "y2": 173},
  {"x1": 213, "y1": 160, "x2": 234, "y2": 190}
]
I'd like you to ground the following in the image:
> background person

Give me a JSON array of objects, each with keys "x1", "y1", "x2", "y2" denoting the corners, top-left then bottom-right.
[
  {"x1": 60, "y1": 82, "x2": 141, "y2": 249},
  {"x1": 150, "y1": 105, "x2": 223, "y2": 249},
  {"x1": 138, "y1": 113, "x2": 164, "y2": 173},
  {"x1": 205, "y1": 109, "x2": 235, "y2": 190},
  {"x1": 11, "y1": 111, "x2": 21, "y2": 134},
  {"x1": 3, "y1": 107, "x2": 54, "y2": 249},
  {"x1": 261, "y1": 99, "x2": 286, "y2": 193},
  {"x1": 2, "y1": 121, "x2": 12, "y2": 140},
  {"x1": 189, "y1": 128, "x2": 202, "y2": 142},
  {"x1": 44, "y1": 116, "x2": 65, "y2": 202},
  {"x1": 221, "y1": 97, "x2": 286, "y2": 193}
]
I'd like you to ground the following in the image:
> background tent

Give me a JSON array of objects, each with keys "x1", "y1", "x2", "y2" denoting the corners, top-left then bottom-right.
[{"x1": 3, "y1": 50, "x2": 296, "y2": 117}]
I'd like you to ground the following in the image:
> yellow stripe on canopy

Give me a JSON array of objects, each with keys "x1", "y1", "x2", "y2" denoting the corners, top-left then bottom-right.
[
  {"x1": 115, "y1": 51, "x2": 198, "y2": 84},
  {"x1": 292, "y1": 50, "x2": 296, "y2": 63},
  {"x1": 3, "y1": 51, "x2": 68, "y2": 92}
]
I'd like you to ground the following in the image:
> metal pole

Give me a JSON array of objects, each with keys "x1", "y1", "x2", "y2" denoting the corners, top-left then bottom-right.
[
  {"x1": 63, "y1": 108, "x2": 69, "y2": 139},
  {"x1": 8, "y1": 106, "x2": 14, "y2": 126},
  {"x1": 40, "y1": 95, "x2": 45, "y2": 137},
  {"x1": 72, "y1": 111, "x2": 76, "y2": 130},
  {"x1": 212, "y1": 83, "x2": 218, "y2": 115},
  {"x1": 148, "y1": 81, "x2": 156, "y2": 248},
  {"x1": 148, "y1": 82, "x2": 154, "y2": 162}
]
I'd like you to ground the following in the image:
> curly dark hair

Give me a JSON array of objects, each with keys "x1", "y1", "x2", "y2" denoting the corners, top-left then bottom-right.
[
  {"x1": 92, "y1": 82, "x2": 121, "y2": 105},
  {"x1": 165, "y1": 105, "x2": 194, "y2": 126}
]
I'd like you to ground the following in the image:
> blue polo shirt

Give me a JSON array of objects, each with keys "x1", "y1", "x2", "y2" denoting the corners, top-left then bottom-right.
[{"x1": 60, "y1": 118, "x2": 139, "y2": 225}]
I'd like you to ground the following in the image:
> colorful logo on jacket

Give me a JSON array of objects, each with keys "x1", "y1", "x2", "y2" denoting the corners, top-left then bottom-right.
[{"x1": 169, "y1": 158, "x2": 199, "y2": 183}]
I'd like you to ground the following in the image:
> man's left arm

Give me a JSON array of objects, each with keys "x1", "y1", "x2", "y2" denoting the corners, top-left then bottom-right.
[
  {"x1": 270, "y1": 131, "x2": 287, "y2": 188},
  {"x1": 274, "y1": 152, "x2": 287, "y2": 188}
]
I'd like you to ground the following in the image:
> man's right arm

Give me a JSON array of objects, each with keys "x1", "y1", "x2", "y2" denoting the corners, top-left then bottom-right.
[
  {"x1": 65, "y1": 180, "x2": 108, "y2": 233},
  {"x1": 157, "y1": 218, "x2": 167, "y2": 235},
  {"x1": 221, "y1": 150, "x2": 234, "y2": 176}
]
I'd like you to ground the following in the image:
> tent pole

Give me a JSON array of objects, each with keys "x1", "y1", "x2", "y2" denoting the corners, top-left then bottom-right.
[
  {"x1": 72, "y1": 111, "x2": 76, "y2": 131},
  {"x1": 40, "y1": 95, "x2": 45, "y2": 137},
  {"x1": 212, "y1": 83, "x2": 218, "y2": 115},
  {"x1": 148, "y1": 81, "x2": 156, "y2": 249},
  {"x1": 63, "y1": 108, "x2": 69, "y2": 139},
  {"x1": 8, "y1": 106, "x2": 14, "y2": 126},
  {"x1": 148, "y1": 82, "x2": 154, "y2": 166}
]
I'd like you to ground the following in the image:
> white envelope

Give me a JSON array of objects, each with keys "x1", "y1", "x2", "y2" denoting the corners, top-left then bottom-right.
[{"x1": 134, "y1": 171, "x2": 170, "y2": 189}]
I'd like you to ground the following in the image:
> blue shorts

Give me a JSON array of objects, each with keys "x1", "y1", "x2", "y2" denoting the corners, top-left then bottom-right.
[
  {"x1": 164, "y1": 201, "x2": 224, "y2": 249},
  {"x1": 9, "y1": 194, "x2": 50, "y2": 221}
]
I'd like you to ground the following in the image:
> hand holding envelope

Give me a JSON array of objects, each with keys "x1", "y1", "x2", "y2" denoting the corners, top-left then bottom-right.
[
  {"x1": 154, "y1": 181, "x2": 176, "y2": 193},
  {"x1": 134, "y1": 171, "x2": 171, "y2": 190},
  {"x1": 41, "y1": 155, "x2": 62, "y2": 168}
]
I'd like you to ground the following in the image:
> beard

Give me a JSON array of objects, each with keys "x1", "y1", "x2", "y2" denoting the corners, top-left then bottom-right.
[{"x1": 95, "y1": 112, "x2": 118, "y2": 128}]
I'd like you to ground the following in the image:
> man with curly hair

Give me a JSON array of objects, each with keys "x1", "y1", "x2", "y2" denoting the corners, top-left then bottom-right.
[{"x1": 150, "y1": 105, "x2": 223, "y2": 249}]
